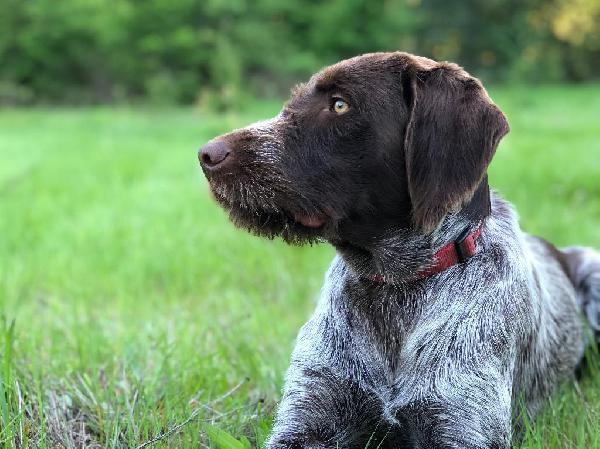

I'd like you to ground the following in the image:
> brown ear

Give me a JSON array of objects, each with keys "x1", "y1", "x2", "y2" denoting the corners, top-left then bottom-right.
[{"x1": 403, "y1": 59, "x2": 509, "y2": 233}]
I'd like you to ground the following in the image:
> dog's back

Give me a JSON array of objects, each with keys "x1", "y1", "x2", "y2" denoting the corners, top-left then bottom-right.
[
  {"x1": 563, "y1": 246, "x2": 600, "y2": 340},
  {"x1": 510, "y1": 235, "x2": 600, "y2": 420}
]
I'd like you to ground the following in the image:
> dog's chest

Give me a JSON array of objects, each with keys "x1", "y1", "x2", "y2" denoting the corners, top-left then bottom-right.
[
  {"x1": 343, "y1": 265, "x2": 528, "y2": 384},
  {"x1": 344, "y1": 282, "x2": 427, "y2": 377}
]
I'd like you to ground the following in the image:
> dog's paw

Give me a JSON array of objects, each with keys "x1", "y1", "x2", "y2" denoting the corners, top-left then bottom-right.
[{"x1": 266, "y1": 437, "x2": 328, "y2": 449}]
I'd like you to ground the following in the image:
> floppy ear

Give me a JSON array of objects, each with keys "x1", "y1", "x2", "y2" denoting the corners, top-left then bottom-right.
[{"x1": 403, "y1": 60, "x2": 509, "y2": 233}]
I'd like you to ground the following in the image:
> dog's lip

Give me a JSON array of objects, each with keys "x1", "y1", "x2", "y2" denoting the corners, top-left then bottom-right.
[
  {"x1": 294, "y1": 213, "x2": 326, "y2": 228},
  {"x1": 207, "y1": 181, "x2": 327, "y2": 229}
]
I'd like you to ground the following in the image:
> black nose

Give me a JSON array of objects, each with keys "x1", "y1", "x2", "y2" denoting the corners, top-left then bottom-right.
[{"x1": 198, "y1": 140, "x2": 231, "y2": 169}]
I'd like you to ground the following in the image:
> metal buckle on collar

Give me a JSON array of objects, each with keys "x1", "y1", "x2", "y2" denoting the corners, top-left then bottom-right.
[{"x1": 454, "y1": 226, "x2": 474, "y2": 264}]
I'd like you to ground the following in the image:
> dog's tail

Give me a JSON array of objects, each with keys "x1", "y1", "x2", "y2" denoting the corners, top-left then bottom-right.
[{"x1": 563, "y1": 246, "x2": 600, "y2": 341}]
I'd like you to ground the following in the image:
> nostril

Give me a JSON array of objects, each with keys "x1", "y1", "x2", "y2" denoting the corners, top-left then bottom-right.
[
  {"x1": 201, "y1": 152, "x2": 213, "y2": 165},
  {"x1": 199, "y1": 140, "x2": 231, "y2": 168}
]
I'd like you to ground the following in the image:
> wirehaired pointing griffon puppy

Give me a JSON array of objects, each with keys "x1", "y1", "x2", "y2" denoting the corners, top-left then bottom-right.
[{"x1": 198, "y1": 52, "x2": 600, "y2": 448}]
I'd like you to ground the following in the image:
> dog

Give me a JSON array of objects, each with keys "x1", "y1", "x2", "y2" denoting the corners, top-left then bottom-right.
[{"x1": 198, "y1": 52, "x2": 600, "y2": 448}]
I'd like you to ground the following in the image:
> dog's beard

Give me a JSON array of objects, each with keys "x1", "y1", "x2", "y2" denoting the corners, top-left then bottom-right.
[{"x1": 208, "y1": 175, "x2": 328, "y2": 245}]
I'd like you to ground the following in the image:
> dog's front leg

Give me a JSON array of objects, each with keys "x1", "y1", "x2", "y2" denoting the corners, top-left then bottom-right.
[
  {"x1": 391, "y1": 372, "x2": 513, "y2": 449},
  {"x1": 266, "y1": 364, "x2": 391, "y2": 449}
]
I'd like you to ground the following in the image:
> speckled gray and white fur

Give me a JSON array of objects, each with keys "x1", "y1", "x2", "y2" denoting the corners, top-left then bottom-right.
[
  {"x1": 198, "y1": 52, "x2": 600, "y2": 449},
  {"x1": 268, "y1": 195, "x2": 596, "y2": 449},
  {"x1": 563, "y1": 246, "x2": 600, "y2": 340}
]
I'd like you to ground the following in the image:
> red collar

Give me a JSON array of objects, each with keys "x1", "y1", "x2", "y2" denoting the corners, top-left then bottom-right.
[{"x1": 367, "y1": 222, "x2": 484, "y2": 283}]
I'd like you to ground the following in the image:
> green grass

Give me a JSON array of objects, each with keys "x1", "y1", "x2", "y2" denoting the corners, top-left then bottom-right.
[{"x1": 0, "y1": 84, "x2": 599, "y2": 448}]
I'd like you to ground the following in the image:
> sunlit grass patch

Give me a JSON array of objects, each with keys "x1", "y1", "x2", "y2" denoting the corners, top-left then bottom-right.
[{"x1": 0, "y1": 85, "x2": 599, "y2": 447}]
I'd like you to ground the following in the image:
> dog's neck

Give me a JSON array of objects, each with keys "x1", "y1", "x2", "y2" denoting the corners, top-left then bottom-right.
[{"x1": 332, "y1": 179, "x2": 491, "y2": 284}]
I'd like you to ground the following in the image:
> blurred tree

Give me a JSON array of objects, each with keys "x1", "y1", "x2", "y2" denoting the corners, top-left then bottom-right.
[
  {"x1": 0, "y1": 0, "x2": 597, "y2": 105},
  {"x1": 529, "y1": 0, "x2": 600, "y2": 80}
]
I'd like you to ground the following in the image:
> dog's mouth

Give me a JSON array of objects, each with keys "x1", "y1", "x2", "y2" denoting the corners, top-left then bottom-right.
[
  {"x1": 293, "y1": 213, "x2": 326, "y2": 229},
  {"x1": 207, "y1": 180, "x2": 330, "y2": 243}
]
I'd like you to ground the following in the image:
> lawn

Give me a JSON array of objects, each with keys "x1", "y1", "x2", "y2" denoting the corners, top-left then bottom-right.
[{"x1": 0, "y1": 84, "x2": 599, "y2": 448}]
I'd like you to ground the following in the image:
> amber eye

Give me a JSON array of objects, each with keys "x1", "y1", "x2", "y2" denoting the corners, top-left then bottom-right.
[{"x1": 331, "y1": 98, "x2": 349, "y2": 114}]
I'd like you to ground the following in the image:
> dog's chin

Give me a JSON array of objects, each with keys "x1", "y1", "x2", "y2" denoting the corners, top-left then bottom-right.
[{"x1": 211, "y1": 188, "x2": 329, "y2": 245}]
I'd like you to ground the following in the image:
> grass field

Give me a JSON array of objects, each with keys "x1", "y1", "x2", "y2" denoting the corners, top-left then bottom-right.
[{"x1": 1, "y1": 84, "x2": 599, "y2": 448}]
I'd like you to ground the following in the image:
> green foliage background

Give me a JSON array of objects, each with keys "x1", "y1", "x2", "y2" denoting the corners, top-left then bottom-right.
[{"x1": 1, "y1": 0, "x2": 599, "y2": 105}]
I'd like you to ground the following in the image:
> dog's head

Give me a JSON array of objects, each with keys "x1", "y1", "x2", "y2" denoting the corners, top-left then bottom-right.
[{"x1": 199, "y1": 52, "x2": 509, "y2": 245}]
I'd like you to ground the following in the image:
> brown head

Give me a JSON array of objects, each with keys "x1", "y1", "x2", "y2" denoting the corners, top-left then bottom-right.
[{"x1": 198, "y1": 52, "x2": 509, "y2": 246}]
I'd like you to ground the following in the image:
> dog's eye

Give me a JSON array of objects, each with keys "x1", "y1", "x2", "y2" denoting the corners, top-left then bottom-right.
[{"x1": 331, "y1": 98, "x2": 349, "y2": 115}]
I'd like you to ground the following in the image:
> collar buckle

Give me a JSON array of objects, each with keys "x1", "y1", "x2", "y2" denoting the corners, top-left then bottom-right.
[
  {"x1": 454, "y1": 224, "x2": 480, "y2": 264},
  {"x1": 455, "y1": 227, "x2": 472, "y2": 263}
]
